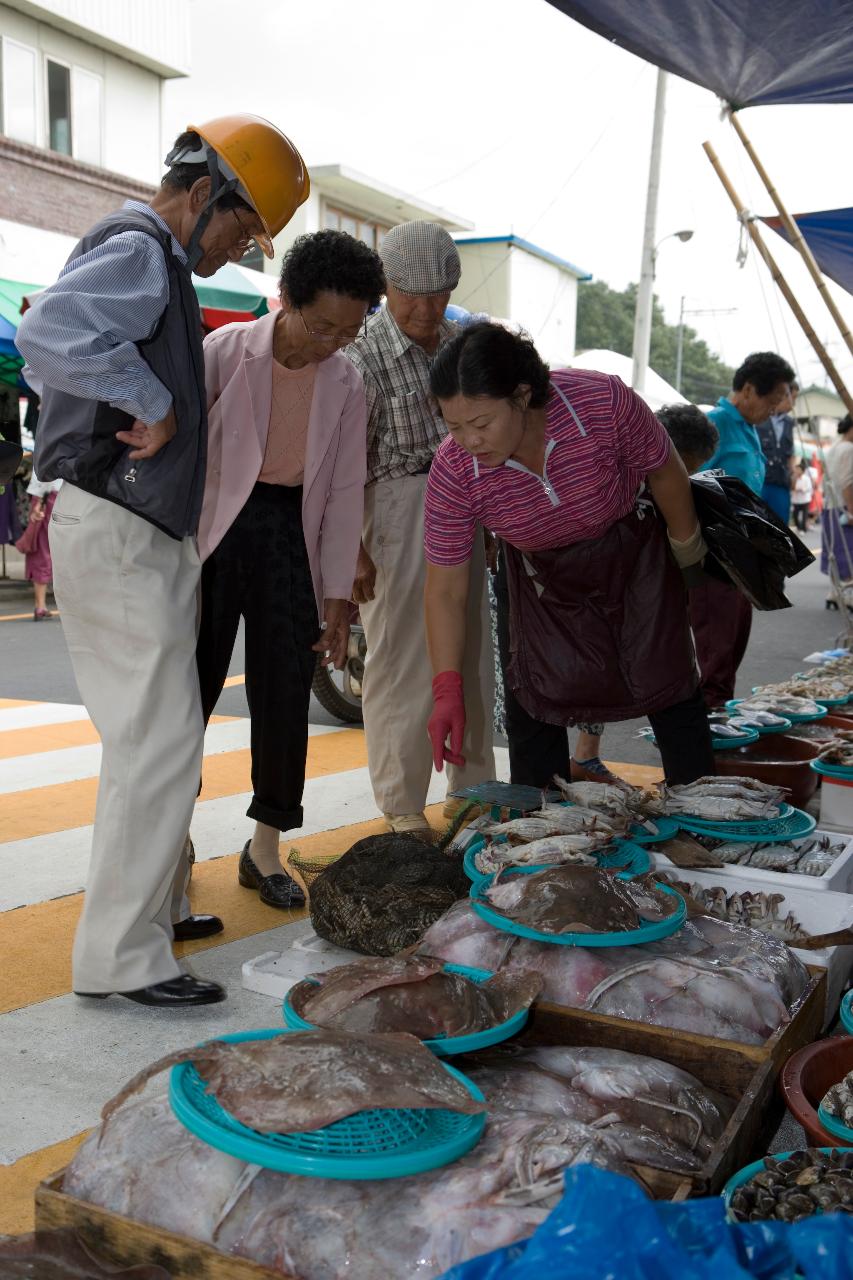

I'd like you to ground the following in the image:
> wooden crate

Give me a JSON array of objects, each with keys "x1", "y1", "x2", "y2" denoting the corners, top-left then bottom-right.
[
  {"x1": 515, "y1": 975, "x2": 826, "y2": 1198},
  {"x1": 35, "y1": 1173, "x2": 289, "y2": 1280}
]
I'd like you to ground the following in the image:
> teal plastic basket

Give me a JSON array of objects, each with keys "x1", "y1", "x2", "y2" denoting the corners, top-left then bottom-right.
[
  {"x1": 842, "y1": 991, "x2": 853, "y2": 1036},
  {"x1": 469, "y1": 866, "x2": 686, "y2": 947},
  {"x1": 169, "y1": 1029, "x2": 486, "y2": 1178},
  {"x1": 817, "y1": 1104, "x2": 853, "y2": 1146},
  {"x1": 675, "y1": 804, "x2": 817, "y2": 842},
  {"x1": 462, "y1": 835, "x2": 651, "y2": 886},
  {"x1": 723, "y1": 1149, "x2": 850, "y2": 1222},
  {"x1": 811, "y1": 758, "x2": 853, "y2": 781},
  {"x1": 282, "y1": 963, "x2": 530, "y2": 1057},
  {"x1": 727, "y1": 698, "x2": 827, "y2": 725},
  {"x1": 711, "y1": 728, "x2": 761, "y2": 751},
  {"x1": 627, "y1": 816, "x2": 680, "y2": 844}
]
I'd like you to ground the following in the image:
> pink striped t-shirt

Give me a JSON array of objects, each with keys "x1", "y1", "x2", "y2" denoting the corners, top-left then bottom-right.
[{"x1": 424, "y1": 369, "x2": 671, "y2": 566}]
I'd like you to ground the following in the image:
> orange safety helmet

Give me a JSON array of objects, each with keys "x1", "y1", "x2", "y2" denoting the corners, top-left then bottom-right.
[{"x1": 175, "y1": 114, "x2": 310, "y2": 259}]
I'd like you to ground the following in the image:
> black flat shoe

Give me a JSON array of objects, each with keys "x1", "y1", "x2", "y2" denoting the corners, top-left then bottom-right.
[
  {"x1": 75, "y1": 974, "x2": 226, "y2": 1006},
  {"x1": 238, "y1": 841, "x2": 306, "y2": 909},
  {"x1": 172, "y1": 913, "x2": 224, "y2": 941}
]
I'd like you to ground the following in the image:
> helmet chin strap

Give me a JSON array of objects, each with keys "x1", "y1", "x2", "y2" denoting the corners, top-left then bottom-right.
[{"x1": 181, "y1": 144, "x2": 238, "y2": 272}]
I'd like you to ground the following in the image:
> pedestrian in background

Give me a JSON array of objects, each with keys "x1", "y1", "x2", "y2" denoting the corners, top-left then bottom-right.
[
  {"x1": 756, "y1": 380, "x2": 797, "y2": 524},
  {"x1": 791, "y1": 458, "x2": 814, "y2": 533},
  {"x1": 693, "y1": 352, "x2": 795, "y2": 706},
  {"x1": 16, "y1": 471, "x2": 62, "y2": 619},
  {"x1": 821, "y1": 414, "x2": 853, "y2": 608},
  {"x1": 345, "y1": 222, "x2": 495, "y2": 835}
]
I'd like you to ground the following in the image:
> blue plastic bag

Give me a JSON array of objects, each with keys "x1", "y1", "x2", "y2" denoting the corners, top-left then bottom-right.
[{"x1": 438, "y1": 1165, "x2": 853, "y2": 1280}]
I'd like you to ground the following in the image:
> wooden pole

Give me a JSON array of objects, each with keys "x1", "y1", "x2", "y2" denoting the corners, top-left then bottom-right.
[
  {"x1": 702, "y1": 141, "x2": 853, "y2": 416},
  {"x1": 729, "y1": 110, "x2": 853, "y2": 361}
]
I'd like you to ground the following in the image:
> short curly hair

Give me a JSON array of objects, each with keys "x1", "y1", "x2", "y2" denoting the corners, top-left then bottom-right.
[
  {"x1": 279, "y1": 230, "x2": 385, "y2": 309},
  {"x1": 732, "y1": 351, "x2": 795, "y2": 396}
]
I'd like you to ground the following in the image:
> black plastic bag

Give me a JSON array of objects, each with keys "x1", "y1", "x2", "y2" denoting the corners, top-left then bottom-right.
[{"x1": 690, "y1": 471, "x2": 814, "y2": 611}]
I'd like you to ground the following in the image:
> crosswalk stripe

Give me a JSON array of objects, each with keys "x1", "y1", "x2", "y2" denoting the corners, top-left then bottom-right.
[
  {"x1": 0, "y1": 728, "x2": 367, "y2": 844},
  {"x1": 0, "y1": 703, "x2": 90, "y2": 731}
]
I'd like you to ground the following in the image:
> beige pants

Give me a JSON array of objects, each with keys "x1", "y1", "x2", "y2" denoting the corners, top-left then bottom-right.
[
  {"x1": 49, "y1": 484, "x2": 203, "y2": 993},
  {"x1": 360, "y1": 474, "x2": 495, "y2": 816}
]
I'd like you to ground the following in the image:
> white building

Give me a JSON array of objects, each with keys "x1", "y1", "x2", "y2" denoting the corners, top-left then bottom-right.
[
  {"x1": 0, "y1": 0, "x2": 188, "y2": 285},
  {"x1": 451, "y1": 234, "x2": 591, "y2": 366},
  {"x1": 267, "y1": 162, "x2": 473, "y2": 276}
]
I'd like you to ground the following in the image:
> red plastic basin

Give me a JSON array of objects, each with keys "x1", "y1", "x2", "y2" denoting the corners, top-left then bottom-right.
[
  {"x1": 780, "y1": 1036, "x2": 853, "y2": 1148},
  {"x1": 713, "y1": 734, "x2": 821, "y2": 809}
]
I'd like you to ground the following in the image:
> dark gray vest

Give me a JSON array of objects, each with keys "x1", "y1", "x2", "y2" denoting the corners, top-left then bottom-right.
[
  {"x1": 34, "y1": 209, "x2": 206, "y2": 539},
  {"x1": 756, "y1": 413, "x2": 794, "y2": 488}
]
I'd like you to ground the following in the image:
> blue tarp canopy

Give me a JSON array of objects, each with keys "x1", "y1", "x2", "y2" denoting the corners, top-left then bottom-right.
[
  {"x1": 545, "y1": 1, "x2": 853, "y2": 108},
  {"x1": 761, "y1": 207, "x2": 853, "y2": 297}
]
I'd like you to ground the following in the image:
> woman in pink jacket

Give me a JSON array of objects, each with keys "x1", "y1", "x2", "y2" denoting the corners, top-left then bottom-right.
[{"x1": 196, "y1": 230, "x2": 383, "y2": 908}]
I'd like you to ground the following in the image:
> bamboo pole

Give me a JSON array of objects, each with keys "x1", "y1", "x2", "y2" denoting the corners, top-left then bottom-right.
[
  {"x1": 702, "y1": 141, "x2": 853, "y2": 416},
  {"x1": 729, "y1": 110, "x2": 853, "y2": 361}
]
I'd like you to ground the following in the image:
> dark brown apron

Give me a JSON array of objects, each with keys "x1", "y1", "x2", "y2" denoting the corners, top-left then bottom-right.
[{"x1": 505, "y1": 498, "x2": 698, "y2": 726}]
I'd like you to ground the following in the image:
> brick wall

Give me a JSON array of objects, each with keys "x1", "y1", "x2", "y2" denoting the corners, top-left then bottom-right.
[{"x1": 0, "y1": 136, "x2": 156, "y2": 239}]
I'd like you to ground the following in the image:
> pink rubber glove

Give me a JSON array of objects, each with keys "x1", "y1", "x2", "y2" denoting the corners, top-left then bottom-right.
[{"x1": 428, "y1": 671, "x2": 467, "y2": 772}]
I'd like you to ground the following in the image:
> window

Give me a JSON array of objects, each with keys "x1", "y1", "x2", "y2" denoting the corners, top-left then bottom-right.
[
  {"x1": 71, "y1": 67, "x2": 101, "y2": 165},
  {"x1": 1, "y1": 39, "x2": 37, "y2": 145},
  {"x1": 47, "y1": 59, "x2": 71, "y2": 155},
  {"x1": 324, "y1": 204, "x2": 391, "y2": 250}
]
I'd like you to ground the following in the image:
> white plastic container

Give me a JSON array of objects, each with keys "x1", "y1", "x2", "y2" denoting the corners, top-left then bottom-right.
[
  {"x1": 242, "y1": 930, "x2": 364, "y2": 1000},
  {"x1": 654, "y1": 865, "x2": 853, "y2": 1027},
  {"x1": 653, "y1": 829, "x2": 853, "y2": 893},
  {"x1": 818, "y1": 773, "x2": 853, "y2": 833}
]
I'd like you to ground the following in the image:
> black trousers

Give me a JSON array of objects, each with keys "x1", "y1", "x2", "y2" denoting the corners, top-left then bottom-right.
[
  {"x1": 494, "y1": 548, "x2": 714, "y2": 787},
  {"x1": 793, "y1": 503, "x2": 809, "y2": 533},
  {"x1": 196, "y1": 482, "x2": 319, "y2": 831}
]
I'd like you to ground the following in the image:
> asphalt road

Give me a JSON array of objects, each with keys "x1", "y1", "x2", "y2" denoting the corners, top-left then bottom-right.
[{"x1": 1, "y1": 534, "x2": 847, "y2": 763}]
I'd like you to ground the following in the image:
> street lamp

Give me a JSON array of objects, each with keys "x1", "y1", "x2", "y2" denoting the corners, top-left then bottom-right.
[{"x1": 653, "y1": 229, "x2": 694, "y2": 269}]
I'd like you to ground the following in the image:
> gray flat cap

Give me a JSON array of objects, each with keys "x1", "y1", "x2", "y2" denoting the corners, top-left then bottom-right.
[{"x1": 380, "y1": 221, "x2": 461, "y2": 294}]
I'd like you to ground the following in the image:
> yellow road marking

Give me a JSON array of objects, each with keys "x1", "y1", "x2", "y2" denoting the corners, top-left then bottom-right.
[
  {"x1": 0, "y1": 728, "x2": 366, "y2": 844},
  {"x1": 0, "y1": 805, "x2": 427, "y2": 1014},
  {"x1": 0, "y1": 611, "x2": 40, "y2": 622},
  {"x1": 0, "y1": 713, "x2": 236, "y2": 760},
  {"x1": 223, "y1": 673, "x2": 245, "y2": 687},
  {"x1": 0, "y1": 698, "x2": 36, "y2": 709},
  {"x1": 0, "y1": 1130, "x2": 90, "y2": 1235}
]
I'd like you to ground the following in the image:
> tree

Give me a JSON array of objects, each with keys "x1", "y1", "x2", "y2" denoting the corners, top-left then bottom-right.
[{"x1": 576, "y1": 279, "x2": 733, "y2": 405}]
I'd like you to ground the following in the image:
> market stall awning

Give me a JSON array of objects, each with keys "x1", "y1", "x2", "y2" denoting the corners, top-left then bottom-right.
[
  {"x1": 761, "y1": 207, "x2": 853, "y2": 298},
  {"x1": 0, "y1": 278, "x2": 42, "y2": 389},
  {"x1": 545, "y1": 1, "x2": 853, "y2": 108},
  {"x1": 192, "y1": 261, "x2": 279, "y2": 328},
  {"x1": 564, "y1": 348, "x2": 686, "y2": 412}
]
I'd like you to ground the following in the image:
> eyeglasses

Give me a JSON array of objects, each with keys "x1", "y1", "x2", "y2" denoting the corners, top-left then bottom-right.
[
  {"x1": 297, "y1": 309, "x2": 368, "y2": 346},
  {"x1": 230, "y1": 207, "x2": 257, "y2": 260}
]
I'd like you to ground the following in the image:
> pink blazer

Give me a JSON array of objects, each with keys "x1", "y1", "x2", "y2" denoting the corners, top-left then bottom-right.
[{"x1": 197, "y1": 311, "x2": 367, "y2": 618}]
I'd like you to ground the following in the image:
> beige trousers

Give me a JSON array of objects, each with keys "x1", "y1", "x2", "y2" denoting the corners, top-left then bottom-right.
[
  {"x1": 360, "y1": 474, "x2": 495, "y2": 816},
  {"x1": 49, "y1": 484, "x2": 203, "y2": 993}
]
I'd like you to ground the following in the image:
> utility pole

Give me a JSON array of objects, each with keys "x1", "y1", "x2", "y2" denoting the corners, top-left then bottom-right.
[
  {"x1": 631, "y1": 68, "x2": 667, "y2": 396},
  {"x1": 676, "y1": 299, "x2": 737, "y2": 395}
]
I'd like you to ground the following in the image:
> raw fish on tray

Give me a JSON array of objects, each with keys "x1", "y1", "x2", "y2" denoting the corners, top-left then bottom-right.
[
  {"x1": 482, "y1": 865, "x2": 679, "y2": 935},
  {"x1": 466, "y1": 1044, "x2": 732, "y2": 1172},
  {"x1": 101, "y1": 1029, "x2": 485, "y2": 1133},
  {"x1": 659, "y1": 775, "x2": 786, "y2": 821},
  {"x1": 289, "y1": 955, "x2": 542, "y2": 1038},
  {"x1": 658, "y1": 877, "x2": 808, "y2": 941},
  {"x1": 66, "y1": 1089, "x2": 638, "y2": 1280},
  {"x1": 485, "y1": 806, "x2": 627, "y2": 840},
  {"x1": 418, "y1": 901, "x2": 807, "y2": 1043},
  {"x1": 473, "y1": 832, "x2": 607, "y2": 875}
]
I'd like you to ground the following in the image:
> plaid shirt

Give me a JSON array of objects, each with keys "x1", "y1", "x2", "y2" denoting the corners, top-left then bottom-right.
[{"x1": 344, "y1": 307, "x2": 457, "y2": 485}]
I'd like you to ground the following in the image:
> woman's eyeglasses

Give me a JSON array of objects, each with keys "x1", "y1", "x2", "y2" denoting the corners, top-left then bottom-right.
[{"x1": 298, "y1": 310, "x2": 368, "y2": 346}]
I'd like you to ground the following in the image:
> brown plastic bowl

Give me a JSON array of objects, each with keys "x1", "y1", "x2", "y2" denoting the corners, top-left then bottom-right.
[
  {"x1": 713, "y1": 734, "x2": 820, "y2": 809},
  {"x1": 780, "y1": 1036, "x2": 853, "y2": 1147}
]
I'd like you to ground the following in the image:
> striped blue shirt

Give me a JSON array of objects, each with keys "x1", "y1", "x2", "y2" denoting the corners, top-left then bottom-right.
[{"x1": 17, "y1": 201, "x2": 186, "y2": 426}]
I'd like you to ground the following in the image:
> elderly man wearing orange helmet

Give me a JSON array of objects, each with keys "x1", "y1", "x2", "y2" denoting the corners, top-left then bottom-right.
[{"x1": 17, "y1": 115, "x2": 309, "y2": 1009}]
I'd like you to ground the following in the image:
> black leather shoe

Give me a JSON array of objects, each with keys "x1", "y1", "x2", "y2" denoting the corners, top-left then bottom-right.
[
  {"x1": 238, "y1": 840, "x2": 306, "y2": 909},
  {"x1": 172, "y1": 914, "x2": 224, "y2": 941},
  {"x1": 75, "y1": 974, "x2": 226, "y2": 1006}
]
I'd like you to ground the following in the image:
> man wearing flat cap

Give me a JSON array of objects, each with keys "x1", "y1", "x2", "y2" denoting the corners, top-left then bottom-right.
[{"x1": 346, "y1": 221, "x2": 494, "y2": 833}]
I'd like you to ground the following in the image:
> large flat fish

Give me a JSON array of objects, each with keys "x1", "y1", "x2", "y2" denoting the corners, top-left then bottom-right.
[
  {"x1": 101, "y1": 1030, "x2": 486, "y2": 1133},
  {"x1": 484, "y1": 865, "x2": 677, "y2": 935},
  {"x1": 291, "y1": 957, "x2": 541, "y2": 1039}
]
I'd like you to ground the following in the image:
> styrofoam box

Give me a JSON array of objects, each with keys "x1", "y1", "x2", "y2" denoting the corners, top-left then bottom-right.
[
  {"x1": 242, "y1": 931, "x2": 364, "y2": 1000},
  {"x1": 819, "y1": 775, "x2": 853, "y2": 832},
  {"x1": 655, "y1": 865, "x2": 853, "y2": 1028},
  {"x1": 652, "y1": 829, "x2": 853, "y2": 893}
]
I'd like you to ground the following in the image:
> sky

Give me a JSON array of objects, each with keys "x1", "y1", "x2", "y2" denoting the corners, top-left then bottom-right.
[{"x1": 162, "y1": 0, "x2": 853, "y2": 395}]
